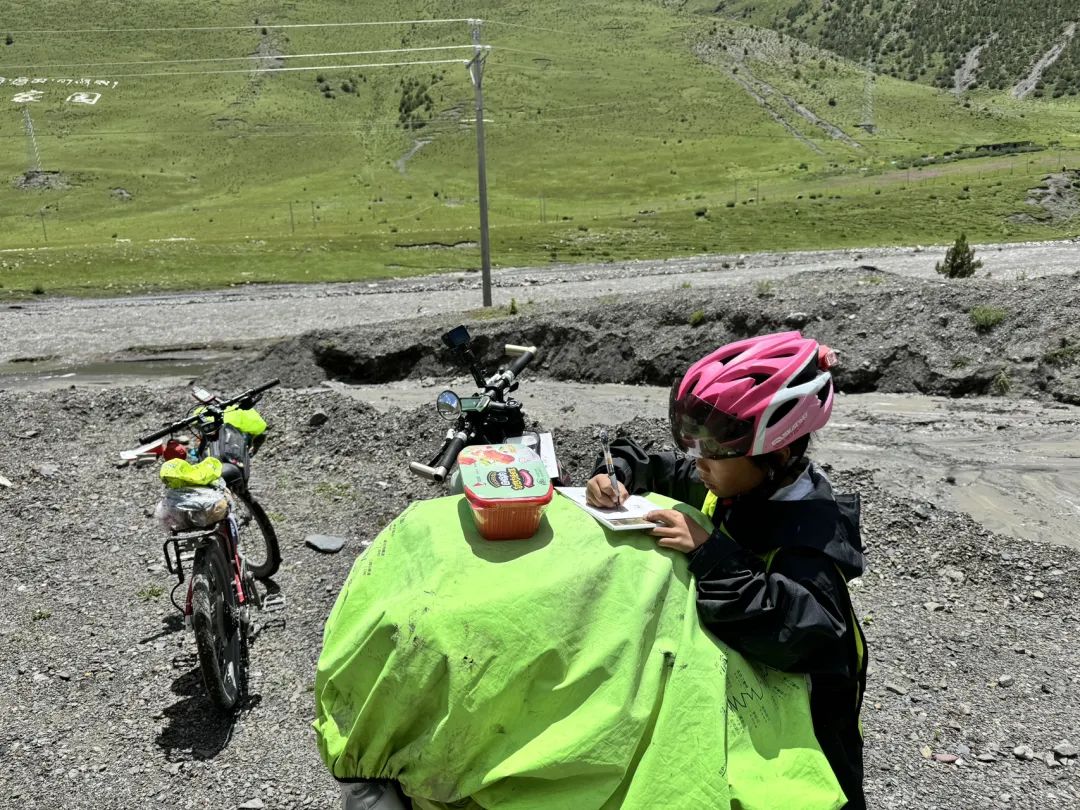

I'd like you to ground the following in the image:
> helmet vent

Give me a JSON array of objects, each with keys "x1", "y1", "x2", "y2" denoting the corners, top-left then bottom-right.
[
  {"x1": 817, "y1": 379, "x2": 833, "y2": 405},
  {"x1": 766, "y1": 399, "x2": 797, "y2": 428}
]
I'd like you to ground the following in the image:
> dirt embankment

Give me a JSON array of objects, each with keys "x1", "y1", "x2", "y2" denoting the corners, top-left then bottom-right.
[{"x1": 220, "y1": 269, "x2": 1080, "y2": 405}]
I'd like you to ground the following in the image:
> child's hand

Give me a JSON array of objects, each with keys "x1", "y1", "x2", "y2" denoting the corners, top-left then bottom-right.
[
  {"x1": 585, "y1": 474, "x2": 628, "y2": 508},
  {"x1": 645, "y1": 509, "x2": 710, "y2": 553}
]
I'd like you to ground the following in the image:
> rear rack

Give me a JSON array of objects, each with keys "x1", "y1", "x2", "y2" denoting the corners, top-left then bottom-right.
[{"x1": 162, "y1": 531, "x2": 214, "y2": 582}]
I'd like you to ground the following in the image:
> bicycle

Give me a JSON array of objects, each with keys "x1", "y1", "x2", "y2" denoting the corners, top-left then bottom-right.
[
  {"x1": 408, "y1": 324, "x2": 568, "y2": 486},
  {"x1": 188, "y1": 383, "x2": 281, "y2": 580},
  {"x1": 136, "y1": 379, "x2": 283, "y2": 713}
]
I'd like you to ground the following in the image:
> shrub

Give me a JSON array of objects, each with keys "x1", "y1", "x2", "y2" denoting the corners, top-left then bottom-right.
[
  {"x1": 969, "y1": 305, "x2": 1006, "y2": 331},
  {"x1": 755, "y1": 279, "x2": 775, "y2": 298},
  {"x1": 936, "y1": 233, "x2": 983, "y2": 278},
  {"x1": 688, "y1": 309, "x2": 705, "y2": 327},
  {"x1": 139, "y1": 584, "x2": 164, "y2": 601},
  {"x1": 508, "y1": 298, "x2": 519, "y2": 315},
  {"x1": 1043, "y1": 338, "x2": 1080, "y2": 366},
  {"x1": 992, "y1": 369, "x2": 1011, "y2": 396}
]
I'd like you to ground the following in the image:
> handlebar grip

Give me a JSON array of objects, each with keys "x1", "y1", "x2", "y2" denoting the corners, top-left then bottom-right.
[
  {"x1": 138, "y1": 424, "x2": 177, "y2": 445},
  {"x1": 251, "y1": 378, "x2": 281, "y2": 396},
  {"x1": 409, "y1": 461, "x2": 450, "y2": 482},
  {"x1": 435, "y1": 433, "x2": 469, "y2": 474},
  {"x1": 139, "y1": 411, "x2": 202, "y2": 445},
  {"x1": 507, "y1": 349, "x2": 535, "y2": 379},
  {"x1": 504, "y1": 344, "x2": 536, "y2": 357},
  {"x1": 229, "y1": 378, "x2": 281, "y2": 409}
]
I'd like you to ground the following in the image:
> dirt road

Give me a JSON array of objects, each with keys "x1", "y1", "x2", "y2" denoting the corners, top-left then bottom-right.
[{"x1": 3, "y1": 238, "x2": 1078, "y2": 365}]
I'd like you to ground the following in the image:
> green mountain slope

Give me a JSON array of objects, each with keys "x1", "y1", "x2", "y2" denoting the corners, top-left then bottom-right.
[
  {"x1": 712, "y1": 0, "x2": 1080, "y2": 95},
  {"x1": 1, "y1": 1, "x2": 1078, "y2": 297}
]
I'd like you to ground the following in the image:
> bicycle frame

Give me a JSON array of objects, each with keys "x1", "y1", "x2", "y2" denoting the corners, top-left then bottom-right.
[{"x1": 162, "y1": 510, "x2": 253, "y2": 619}]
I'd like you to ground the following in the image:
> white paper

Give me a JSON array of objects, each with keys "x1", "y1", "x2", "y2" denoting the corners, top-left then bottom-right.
[
  {"x1": 506, "y1": 432, "x2": 560, "y2": 479},
  {"x1": 555, "y1": 486, "x2": 659, "y2": 531}
]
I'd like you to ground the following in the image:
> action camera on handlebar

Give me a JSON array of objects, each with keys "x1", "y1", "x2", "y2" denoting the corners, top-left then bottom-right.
[{"x1": 442, "y1": 325, "x2": 486, "y2": 389}]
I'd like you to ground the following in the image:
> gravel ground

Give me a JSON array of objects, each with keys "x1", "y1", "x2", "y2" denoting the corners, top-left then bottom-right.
[
  {"x1": 2, "y1": 259, "x2": 1079, "y2": 809},
  {"x1": 0, "y1": 384, "x2": 1077, "y2": 809}
]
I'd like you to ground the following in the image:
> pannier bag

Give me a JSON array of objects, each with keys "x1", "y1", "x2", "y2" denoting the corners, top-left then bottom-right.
[{"x1": 154, "y1": 483, "x2": 230, "y2": 532}]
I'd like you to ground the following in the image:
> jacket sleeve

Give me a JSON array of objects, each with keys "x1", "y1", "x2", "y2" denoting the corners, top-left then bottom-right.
[
  {"x1": 589, "y1": 437, "x2": 709, "y2": 506},
  {"x1": 688, "y1": 535, "x2": 855, "y2": 677}
]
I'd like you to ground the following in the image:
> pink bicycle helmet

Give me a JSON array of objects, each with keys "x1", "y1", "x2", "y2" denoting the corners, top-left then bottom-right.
[{"x1": 670, "y1": 331, "x2": 837, "y2": 459}]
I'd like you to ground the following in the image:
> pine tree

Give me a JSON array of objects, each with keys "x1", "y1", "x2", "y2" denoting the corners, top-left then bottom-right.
[{"x1": 935, "y1": 233, "x2": 983, "y2": 278}]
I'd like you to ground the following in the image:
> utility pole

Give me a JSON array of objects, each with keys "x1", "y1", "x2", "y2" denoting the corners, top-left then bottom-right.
[
  {"x1": 23, "y1": 106, "x2": 42, "y2": 173},
  {"x1": 857, "y1": 50, "x2": 876, "y2": 135},
  {"x1": 468, "y1": 19, "x2": 493, "y2": 307}
]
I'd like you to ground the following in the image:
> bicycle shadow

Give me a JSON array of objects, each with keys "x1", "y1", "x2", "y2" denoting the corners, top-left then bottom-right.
[
  {"x1": 155, "y1": 662, "x2": 262, "y2": 760},
  {"x1": 139, "y1": 612, "x2": 184, "y2": 645}
]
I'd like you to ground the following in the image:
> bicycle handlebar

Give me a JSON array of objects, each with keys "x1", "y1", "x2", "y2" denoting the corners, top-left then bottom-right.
[
  {"x1": 409, "y1": 335, "x2": 538, "y2": 482},
  {"x1": 410, "y1": 430, "x2": 470, "y2": 482},
  {"x1": 138, "y1": 379, "x2": 280, "y2": 445},
  {"x1": 483, "y1": 344, "x2": 537, "y2": 397}
]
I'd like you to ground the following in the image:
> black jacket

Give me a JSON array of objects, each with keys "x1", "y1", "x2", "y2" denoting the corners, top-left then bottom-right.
[{"x1": 594, "y1": 438, "x2": 867, "y2": 809}]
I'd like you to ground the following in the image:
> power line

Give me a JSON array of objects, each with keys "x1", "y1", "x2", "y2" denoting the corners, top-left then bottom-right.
[
  {"x1": 484, "y1": 20, "x2": 574, "y2": 36},
  {"x1": 494, "y1": 61, "x2": 610, "y2": 77},
  {"x1": 483, "y1": 46, "x2": 559, "y2": 58},
  {"x1": 31, "y1": 58, "x2": 469, "y2": 80},
  {"x1": 0, "y1": 46, "x2": 477, "y2": 71},
  {"x1": 4, "y1": 19, "x2": 475, "y2": 35}
]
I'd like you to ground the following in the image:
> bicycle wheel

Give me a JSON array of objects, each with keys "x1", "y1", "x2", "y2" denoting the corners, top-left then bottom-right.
[
  {"x1": 191, "y1": 540, "x2": 246, "y2": 713},
  {"x1": 233, "y1": 489, "x2": 281, "y2": 580}
]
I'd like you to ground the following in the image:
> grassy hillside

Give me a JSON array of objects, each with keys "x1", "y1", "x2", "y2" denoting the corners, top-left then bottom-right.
[{"x1": 1, "y1": 0, "x2": 1079, "y2": 298}]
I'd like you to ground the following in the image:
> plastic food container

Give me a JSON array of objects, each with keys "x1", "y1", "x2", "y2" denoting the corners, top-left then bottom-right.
[{"x1": 459, "y1": 444, "x2": 553, "y2": 540}]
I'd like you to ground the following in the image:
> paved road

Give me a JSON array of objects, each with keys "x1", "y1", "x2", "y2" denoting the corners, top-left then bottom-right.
[{"x1": 2, "y1": 239, "x2": 1078, "y2": 365}]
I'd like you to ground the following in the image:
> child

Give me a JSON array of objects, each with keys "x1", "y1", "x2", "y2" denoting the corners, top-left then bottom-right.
[{"x1": 587, "y1": 330, "x2": 867, "y2": 809}]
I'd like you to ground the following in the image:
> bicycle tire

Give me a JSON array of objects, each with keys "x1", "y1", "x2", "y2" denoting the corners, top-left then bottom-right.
[
  {"x1": 191, "y1": 540, "x2": 246, "y2": 713},
  {"x1": 233, "y1": 490, "x2": 281, "y2": 580}
]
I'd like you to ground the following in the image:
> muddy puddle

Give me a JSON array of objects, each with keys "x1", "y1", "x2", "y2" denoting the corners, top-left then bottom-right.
[
  {"x1": 328, "y1": 379, "x2": 1080, "y2": 552},
  {"x1": 0, "y1": 354, "x2": 222, "y2": 391}
]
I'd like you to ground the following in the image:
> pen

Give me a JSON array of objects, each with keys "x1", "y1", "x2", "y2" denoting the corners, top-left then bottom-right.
[{"x1": 599, "y1": 429, "x2": 622, "y2": 507}]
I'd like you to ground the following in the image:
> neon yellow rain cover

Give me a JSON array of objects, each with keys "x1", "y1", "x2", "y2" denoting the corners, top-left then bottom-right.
[
  {"x1": 159, "y1": 457, "x2": 223, "y2": 488},
  {"x1": 223, "y1": 407, "x2": 267, "y2": 436},
  {"x1": 314, "y1": 494, "x2": 846, "y2": 810}
]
